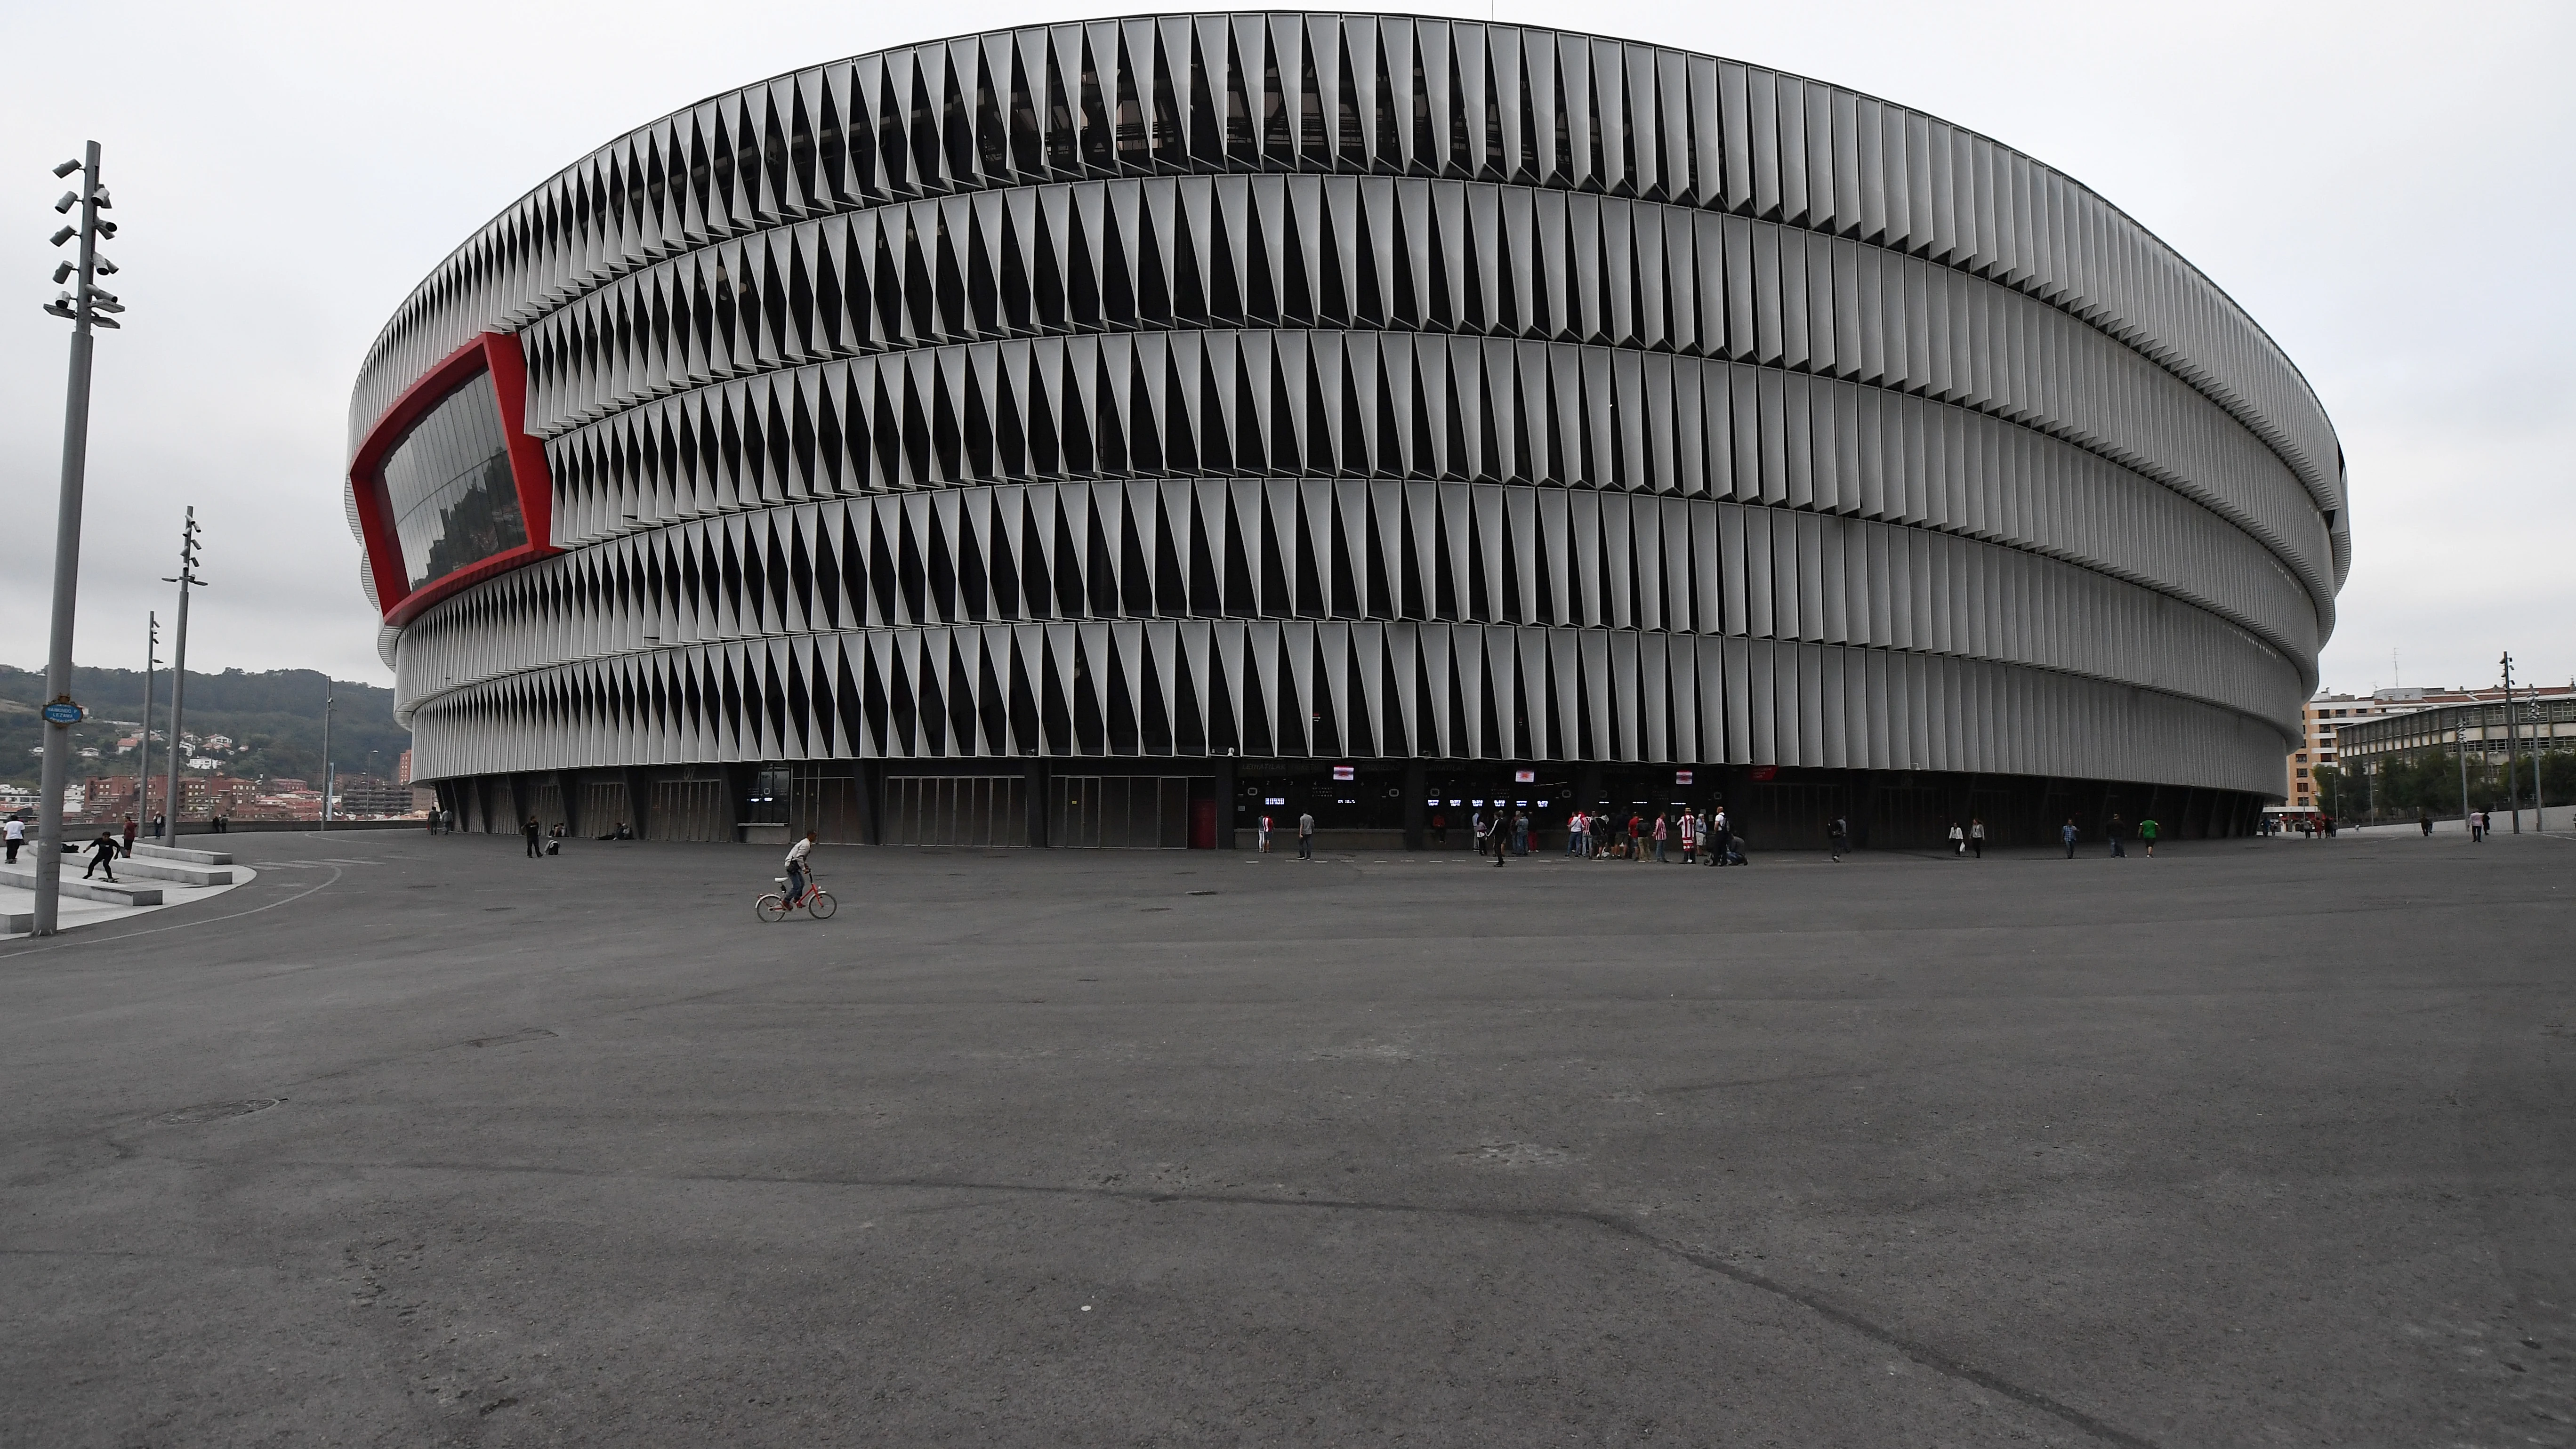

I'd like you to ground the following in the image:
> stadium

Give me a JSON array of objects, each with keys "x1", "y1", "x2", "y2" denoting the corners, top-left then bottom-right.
[{"x1": 347, "y1": 13, "x2": 2347, "y2": 851}]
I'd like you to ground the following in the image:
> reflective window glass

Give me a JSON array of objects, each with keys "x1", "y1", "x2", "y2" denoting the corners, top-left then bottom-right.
[{"x1": 381, "y1": 371, "x2": 527, "y2": 591}]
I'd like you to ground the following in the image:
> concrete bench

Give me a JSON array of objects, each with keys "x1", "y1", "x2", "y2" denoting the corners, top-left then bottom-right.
[
  {"x1": 0, "y1": 868, "x2": 162, "y2": 906},
  {"x1": 112, "y1": 857, "x2": 233, "y2": 887},
  {"x1": 133, "y1": 842, "x2": 233, "y2": 866}
]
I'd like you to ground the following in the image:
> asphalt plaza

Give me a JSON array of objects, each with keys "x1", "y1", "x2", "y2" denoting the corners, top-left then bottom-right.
[{"x1": 2, "y1": 826, "x2": 2570, "y2": 1446}]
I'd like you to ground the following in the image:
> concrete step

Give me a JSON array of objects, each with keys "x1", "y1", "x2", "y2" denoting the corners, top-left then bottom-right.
[
  {"x1": 0, "y1": 867, "x2": 162, "y2": 906},
  {"x1": 0, "y1": 906, "x2": 29, "y2": 934},
  {"x1": 113, "y1": 856, "x2": 233, "y2": 886},
  {"x1": 133, "y1": 841, "x2": 233, "y2": 866}
]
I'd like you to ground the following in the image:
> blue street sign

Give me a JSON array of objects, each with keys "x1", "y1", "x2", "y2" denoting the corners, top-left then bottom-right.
[{"x1": 41, "y1": 701, "x2": 82, "y2": 724}]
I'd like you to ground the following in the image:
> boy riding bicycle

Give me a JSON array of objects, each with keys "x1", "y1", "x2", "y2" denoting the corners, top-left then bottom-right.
[{"x1": 784, "y1": 830, "x2": 817, "y2": 906}]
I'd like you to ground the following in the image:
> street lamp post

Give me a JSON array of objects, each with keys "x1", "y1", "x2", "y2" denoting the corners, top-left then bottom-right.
[
  {"x1": 2457, "y1": 719, "x2": 2470, "y2": 832},
  {"x1": 30, "y1": 140, "x2": 125, "y2": 936},
  {"x1": 161, "y1": 510, "x2": 204, "y2": 843},
  {"x1": 320, "y1": 686, "x2": 334, "y2": 831}
]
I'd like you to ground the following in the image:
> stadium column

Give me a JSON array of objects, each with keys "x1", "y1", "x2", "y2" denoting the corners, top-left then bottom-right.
[
  {"x1": 621, "y1": 767, "x2": 652, "y2": 838},
  {"x1": 508, "y1": 775, "x2": 531, "y2": 833},
  {"x1": 722, "y1": 763, "x2": 756, "y2": 844},
  {"x1": 1403, "y1": 762, "x2": 1426, "y2": 851},
  {"x1": 1213, "y1": 755, "x2": 1237, "y2": 850},
  {"x1": 852, "y1": 762, "x2": 881, "y2": 846},
  {"x1": 1023, "y1": 758, "x2": 1049, "y2": 848},
  {"x1": 555, "y1": 771, "x2": 580, "y2": 837}
]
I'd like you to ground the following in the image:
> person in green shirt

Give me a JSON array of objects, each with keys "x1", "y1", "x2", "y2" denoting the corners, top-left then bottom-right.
[{"x1": 2138, "y1": 817, "x2": 2160, "y2": 856}]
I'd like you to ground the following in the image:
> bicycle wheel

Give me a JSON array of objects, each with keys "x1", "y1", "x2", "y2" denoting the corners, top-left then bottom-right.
[
  {"x1": 755, "y1": 894, "x2": 790, "y2": 923},
  {"x1": 805, "y1": 890, "x2": 837, "y2": 919}
]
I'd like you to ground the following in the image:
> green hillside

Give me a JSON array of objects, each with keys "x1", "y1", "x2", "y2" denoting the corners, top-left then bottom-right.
[{"x1": 0, "y1": 665, "x2": 407, "y2": 789}]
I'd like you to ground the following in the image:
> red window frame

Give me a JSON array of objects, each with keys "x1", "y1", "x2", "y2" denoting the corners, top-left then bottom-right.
[{"x1": 349, "y1": 330, "x2": 556, "y2": 626}]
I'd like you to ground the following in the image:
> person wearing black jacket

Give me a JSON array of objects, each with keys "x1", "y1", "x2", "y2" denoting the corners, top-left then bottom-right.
[{"x1": 81, "y1": 830, "x2": 120, "y2": 882}]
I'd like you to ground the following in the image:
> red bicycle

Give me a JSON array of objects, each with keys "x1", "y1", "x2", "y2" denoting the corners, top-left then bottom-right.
[{"x1": 755, "y1": 870, "x2": 837, "y2": 922}]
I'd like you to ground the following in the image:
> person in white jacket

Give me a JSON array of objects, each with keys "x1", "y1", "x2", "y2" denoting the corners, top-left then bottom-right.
[{"x1": 784, "y1": 831, "x2": 817, "y2": 905}]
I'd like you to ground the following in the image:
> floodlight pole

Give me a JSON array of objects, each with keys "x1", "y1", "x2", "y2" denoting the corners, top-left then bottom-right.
[
  {"x1": 161, "y1": 509, "x2": 202, "y2": 843},
  {"x1": 30, "y1": 140, "x2": 107, "y2": 936},
  {"x1": 139, "y1": 611, "x2": 157, "y2": 830},
  {"x1": 2503, "y1": 652, "x2": 2521, "y2": 835}
]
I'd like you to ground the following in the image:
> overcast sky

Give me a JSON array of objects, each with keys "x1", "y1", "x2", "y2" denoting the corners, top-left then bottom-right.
[{"x1": 2, "y1": 0, "x2": 2568, "y2": 699}]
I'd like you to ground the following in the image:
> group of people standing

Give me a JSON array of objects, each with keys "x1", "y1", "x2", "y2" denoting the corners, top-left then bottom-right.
[{"x1": 1562, "y1": 807, "x2": 1741, "y2": 866}]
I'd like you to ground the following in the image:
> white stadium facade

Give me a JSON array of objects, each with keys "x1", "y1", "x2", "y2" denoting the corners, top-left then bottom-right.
[{"x1": 347, "y1": 13, "x2": 2347, "y2": 850}]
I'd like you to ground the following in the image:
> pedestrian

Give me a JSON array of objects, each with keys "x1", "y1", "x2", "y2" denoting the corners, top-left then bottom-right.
[
  {"x1": 2471, "y1": 810, "x2": 2485, "y2": 843},
  {"x1": 2139, "y1": 817, "x2": 2160, "y2": 857},
  {"x1": 1712, "y1": 808, "x2": 1731, "y2": 867},
  {"x1": 1472, "y1": 807, "x2": 1489, "y2": 857},
  {"x1": 1513, "y1": 809, "x2": 1530, "y2": 856},
  {"x1": 1678, "y1": 810, "x2": 1697, "y2": 864},
  {"x1": 1258, "y1": 813, "x2": 1272, "y2": 853},
  {"x1": 2061, "y1": 818, "x2": 2079, "y2": 859},
  {"x1": 2418, "y1": 810, "x2": 2432, "y2": 838},
  {"x1": 150, "y1": 813, "x2": 164, "y2": 837},
  {"x1": 82, "y1": 829, "x2": 120, "y2": 881},
  {"x1": 2107, "y1": 814, "x2": 2127, "y2": 858},
  {"x1": 1488, "y1": 811, "x2": 1509, "y2": 867},
  {"x1": 1828, "y1": 815, "x2": 1850, "y2": 862},
  {"x1": 121, "y1": 813, "x2": 137, "y2": 857},
  {"x1": 1566, "y1": 809, "x2": 1585, "y2": 858},
  {"x1": 1297, "y1": 810, "x2": 1315, "y2": 860},
  {"x1": 1947, "y1": 821, "x2": 1965, "y2": 856},
  {"x1": 2, "y1": 816, "x2": 22, "y2": 865},
  {"x1": 1431, "y1": 811, "x2": 1448, "y2": 848},
  {"x1": 1969, "y1": 818, "x2": 1986, "y2": 859},
  {"x1": 523, "y1": 816, "x2": 543, "y2": 858}
]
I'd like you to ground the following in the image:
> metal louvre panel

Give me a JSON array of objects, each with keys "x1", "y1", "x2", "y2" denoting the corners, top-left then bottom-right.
[
  {"x1": 395, "y1": 476, "x2": 2303, "y2": 740},
  {"x1": 353, "y1": 22, "x2": 2338, "y2": 554},
  {"x1": 532, "y1": 330, "x2": 2316, "y2": 664},
  {"x1": 396, "y1": 613, "x2": 2277, "y2": 783}
]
